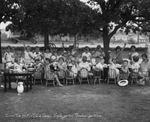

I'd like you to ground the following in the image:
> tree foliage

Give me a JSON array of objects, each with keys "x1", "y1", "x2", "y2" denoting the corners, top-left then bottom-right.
[
  {"x1": 7, "y1": 0, "x2": 97, "y2": 47},
  {"x1": 0, "y1": 0, "x2": 19, "y2": 23},
  {"x1": 87, "y1": 0, "x2": 150, "y2": 62},
  {"x1": 0, "y1": 0, "x2": 19, "y2": 63},
  {"x1": 3, "y1": 0, "x2": 150, "y2": 62}
]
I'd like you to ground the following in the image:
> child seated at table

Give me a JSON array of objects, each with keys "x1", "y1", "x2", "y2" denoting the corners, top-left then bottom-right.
[
  {"x1": 17, "y1": 51, "x2": 25, "y2": 65},
  {"x1": 13, "y1": 58, "x2": 24, "y2": 73},
  {"x1": 44, "y1": 58, "x2": 63, "y2": 87}
]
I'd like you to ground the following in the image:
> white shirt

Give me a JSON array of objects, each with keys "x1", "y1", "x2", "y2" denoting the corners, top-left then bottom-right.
[
  {"x1": 33, "y1": 52, "x2": 42, "y2": 60},
  {"x1": 79, "y1": 62, "x2": 91, "y2": 71},
  {"x1": 131, "y1": 62, "x2": 140, "y2": 72},
  {"x1": 82, "y1": 52, "x2": 91, "y2": 61},
  {"x1": 71, "y1": 65, "x2": 78, "y2": 74},
  {"x1": 91, "y1": 58, "x2": 96, "y2": 65},
  {"x1": 140, "y1": 61, "x2": 150, "y2": 72},
  {"x1": 4, "y1": 52, "x2": 14, "y2": 62},
  {"x1": 24, "y1": 51, "x2": 33, "y2": 60},
  {"x1": 44, "y1": 53, "x2": 52, "y2": 59},
  {"x1": 95, "y1": 62, "x2": 103, "y2": 70}
]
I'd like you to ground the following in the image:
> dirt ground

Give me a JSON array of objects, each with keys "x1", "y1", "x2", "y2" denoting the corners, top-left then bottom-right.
[{"x1": 1, "y1": 83, "x2": 150, "y2": 122}]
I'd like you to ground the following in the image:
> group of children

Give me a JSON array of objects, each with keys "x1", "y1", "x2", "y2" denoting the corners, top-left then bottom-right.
[
  {"x1": 2, "y1": 43, "x2": 150, "y2": 86},
  {"x1": 109, "y1": 44, "x2": 150, "y2": 85}
]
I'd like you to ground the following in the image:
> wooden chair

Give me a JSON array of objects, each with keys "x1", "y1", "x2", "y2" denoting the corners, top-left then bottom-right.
[
  {"x1": 129, "y1": 71, "x2": 139, "y2": 85},
  {"x1": 65, "y1": 70, "x2": 75, "y2": 85},
  {"x1": 93, "y1": 69, "x2": 103, "y2": 85},
  {"x1": 130, "y1": 75, "x2": 138, "y2": 85},
  {"x1": 119, "y1": 71, "x2": 129, "y2": 80},
  {"x1": 78, "y1": 68, "x2": 89, "y2": 84},
  {"x1": 107, "y1": 69, "x2": 117, "y2": 84},
  {"x1": 44, "y1": 69, "x2": 55, "y2": 87},
  {"x1": 33, "y1": 68, "x2": 43, "y2": 85},
  {"x1": 45, "y1": 79, "x2": 55, "y2": 87},
  {"x1": 57, "y1": 69, "x2": 66, "y2": 84}
]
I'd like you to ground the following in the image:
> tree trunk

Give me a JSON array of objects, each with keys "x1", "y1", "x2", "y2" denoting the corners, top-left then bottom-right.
[
  {"x1": 103, "y1": 35, "x2": 110, "y2": 64},
  {"x1": 44, "y1": 33, "x2": 49, "y2": 48},
  {"x1": 102, "y1": 26, "x2": 111, "y2": 64},
  {"x1": 74, "y1": 35, "x2": 77, "y2": 49},
  {"x1": 0, "y1": 31, "x2": 2, "y2": 63}
]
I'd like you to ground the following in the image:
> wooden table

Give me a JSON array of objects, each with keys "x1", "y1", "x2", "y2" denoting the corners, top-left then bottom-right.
[{"x1": 4, "y1": 72, "x2": 33, "y2": 92}]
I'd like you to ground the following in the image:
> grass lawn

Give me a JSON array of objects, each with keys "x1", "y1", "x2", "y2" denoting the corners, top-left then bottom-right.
[{"x1": 1, "y1": 83, "x2": 150, "y2": 122}]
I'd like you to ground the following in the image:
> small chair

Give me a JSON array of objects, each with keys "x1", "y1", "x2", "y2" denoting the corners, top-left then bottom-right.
[
  {"x1": 119, "y1": 71, "x2": 129, "y2": 80},
  {"x1": 129, "y1": 71, "x2": 139, "y2": 85},
  {"x1": 78, "y1": 68, "x2": 89, "y2": 84},
  {"x1": 57, "y1": 69, "x2": 66, "y2": 84},
  {"x1": 93, "y1": 69, "x2": 103, "y2": 85},
  {"x1": 44, "y1": 69, "x2": 55, "y2": 87},
  {"x1": 33, "y1": 69, "x2": 43, "y2": 85},
  {"x1": 65, "y1": 70, "x2": 75, "y2": 85},
  {"x1": 45, "y1": 79, "x2": 55, "y2": 87},
  {"x1": 130, "y1": 75, "x2": 138, "y2": 85},
  {"x1": 107, "y1": 69, "x2": 117, "y2": 84}
]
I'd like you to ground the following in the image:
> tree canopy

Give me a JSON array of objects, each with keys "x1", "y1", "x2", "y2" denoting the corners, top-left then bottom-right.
[
  {"x1": 0, "y1": 0, "x2": 19, "y2": 63},
  {"x1": 7, "y1": 0, "x2": 97, "y2": 47},
  {"x1": 86, "y1": 0, "x2": 150, "y2": 62},
  {"x1": 2, "y1": 0, "x2": 150, "y2": 62}
]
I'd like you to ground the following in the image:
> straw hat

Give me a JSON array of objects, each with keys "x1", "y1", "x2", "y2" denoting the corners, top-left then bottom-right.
[{"x1": 118, "y1": 80, "x2": 128, "y2": 87}]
